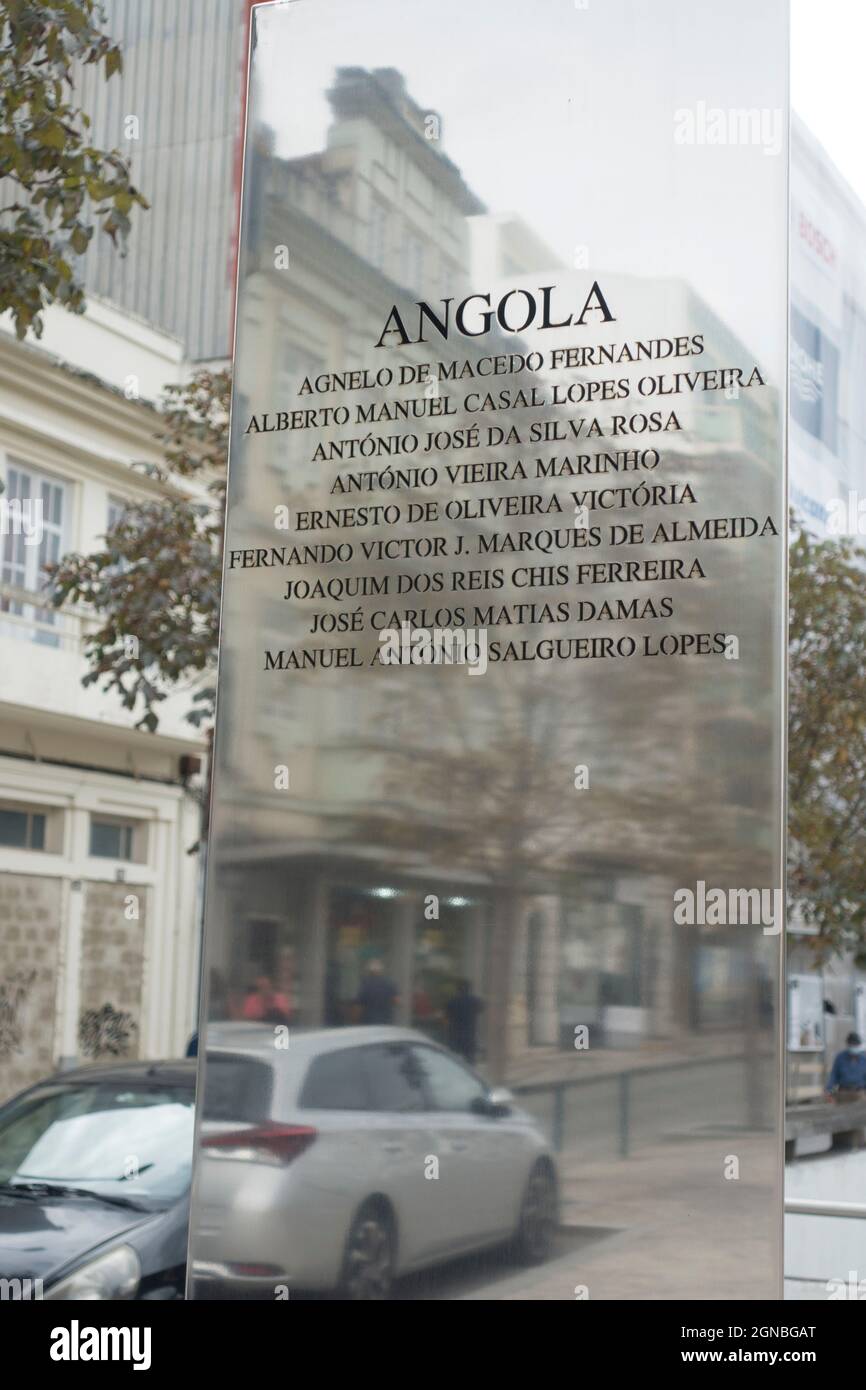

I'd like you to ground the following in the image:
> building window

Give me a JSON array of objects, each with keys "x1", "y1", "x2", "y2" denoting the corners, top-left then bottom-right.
[
  {"x1": 0, "y1": 461, "x2": 67, "y2": 646},
  {"x1": 281, "y1": 342, "x2": 323, "y2": 395},
  {"x1": 382, "y1": 135, "x2": 399, "y2": 177},
  {"x1": 403, "y1": 230, "x2": 424, "y2": 291},
  {"x1": 104, "y1": 495, "x2": 133, "y2": 575},
  {"x1": 369, "y1": 200, "x2": 388, "y2": 270},
  {"x1": 90, "y1": 818, "x2": 135, "y2": 861},
  {"x1": 277, "y1": 342, "x2": 325, "y2": 488},
  {"x1": 0, "y1": 806, "x2": 46, "y2": 851},
  {"x1": 107, "y1": 496, "x2": 127, "y2": 533}
]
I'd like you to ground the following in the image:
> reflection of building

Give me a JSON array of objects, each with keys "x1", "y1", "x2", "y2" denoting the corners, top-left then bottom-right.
[
  {"x1": 211, "y1": 69, "x2": 510, "y2": 1060},
  {"x1": 0, "y1": 302, "x2": 204, "y2": 1100},
  {"x1": 318, "y1": 66, "x2": 484, "y2": 296},
  {"x1": 206, "y1": 64, "x2": 782, "y2": 1079},
  {"x1": 189, "y1": 0, "x2": 790, "y2": 1305},
  {"x1": 786, "y1": 116, "x2": 866, "y2": 1098},
  {"x1": 469, "y1": 212, "x2": 562, "y2": 288}
]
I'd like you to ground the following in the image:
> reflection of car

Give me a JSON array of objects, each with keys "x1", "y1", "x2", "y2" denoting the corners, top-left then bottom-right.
[
  {"x1": 0, "y1": 1060, "x2": 195, "y2": 1300},
  {"x1": 192, "y1": 1024, "x2": 558, "y2": 1300}
]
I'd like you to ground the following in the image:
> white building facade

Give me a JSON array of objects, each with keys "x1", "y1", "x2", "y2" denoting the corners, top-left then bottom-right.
[
  {"x1": 786, "y1": 116, "x2": 866, "y2": 1097},
  {"x1": 0, "y1": 300, "x2": 205, "y2": 1100}
]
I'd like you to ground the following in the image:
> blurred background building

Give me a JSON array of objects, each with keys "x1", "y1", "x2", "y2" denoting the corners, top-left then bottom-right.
[
  {"x1": 203, "y1": 62, "x2": 781, "y2": 1088},
  {"x1": 0, "y1": 0, "x2": 254, "y2": 1097},
  {"x1": 0, "y1": 300, "x2": 204, "y2": 1100},
  {"x1": 77, "y1": 0, "x2": 251, "y2": 364},
  {"x1": 786, "y1": 115, "x2": 866, "y2": 1099}
]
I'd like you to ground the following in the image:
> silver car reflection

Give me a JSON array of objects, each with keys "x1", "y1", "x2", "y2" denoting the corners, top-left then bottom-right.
[{"x1": 190, "y1": 1024, "x2": 557, "y2": 1299}]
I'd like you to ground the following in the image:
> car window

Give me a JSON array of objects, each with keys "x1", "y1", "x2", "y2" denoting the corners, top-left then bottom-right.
[
  {"x1": 299, "y1": 1048, "x2": 369, "y2": 1110},
  {"x1": 201, "y1": 1053, "x2": 273, "y2": 1123},
  {"x1": 361, "y1": 1043, "x2": 426, "y2": 1113},
  {"x1": 412, "y1": 1046, "x2": 487, "y2": 1113},
  {"x1": 0, "y1": 1084, "x2": 194, "y2": 1205}
]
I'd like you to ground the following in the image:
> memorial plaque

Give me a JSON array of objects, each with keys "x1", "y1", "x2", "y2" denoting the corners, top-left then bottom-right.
[{"x1": 188, "y1": 0, "x2": 788, "y2": 1300}]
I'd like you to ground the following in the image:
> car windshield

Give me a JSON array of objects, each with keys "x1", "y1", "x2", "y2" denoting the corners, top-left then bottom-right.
[{"x1": 0, "y1": 1083, "x2": 194, "y2": 1208}]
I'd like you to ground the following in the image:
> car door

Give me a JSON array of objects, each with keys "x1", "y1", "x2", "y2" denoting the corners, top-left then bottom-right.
[
  {"x1": 358, "y1": 1043, "x2": 445, "y2": 1269},
  {"x1": 409, "y1": 1044, "x2": 512, "y2": 1247},
  {"x1": 294, "y1": 1044, "x2": 386, "y2": 1254}
]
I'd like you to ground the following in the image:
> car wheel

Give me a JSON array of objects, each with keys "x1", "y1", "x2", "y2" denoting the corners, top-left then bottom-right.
[
  {"x1": 513, "y1": 1161, "x2": 557, "y2": 1265},
  {"x1": 339, "y1": 1202, "x2": 396, "y2": 1300}
]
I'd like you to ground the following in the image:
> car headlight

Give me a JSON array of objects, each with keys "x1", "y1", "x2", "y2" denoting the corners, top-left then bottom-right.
[{"x1": 45, "y1": 1244, "x2": 141, "y2": 1301}]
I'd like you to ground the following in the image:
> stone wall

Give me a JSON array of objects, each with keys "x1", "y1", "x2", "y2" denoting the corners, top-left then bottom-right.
[
  {"x1": 78, "y1": 881, "x2": 147, "y2": 1062},
  {"x1": 0, "y1": 873, "x2": 62, "y2": 1099}
]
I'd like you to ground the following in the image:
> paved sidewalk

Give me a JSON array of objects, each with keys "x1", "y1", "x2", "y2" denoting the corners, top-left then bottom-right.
[{"x1": 461, "y1": 1134, "x2": 780, "y2": 1300}]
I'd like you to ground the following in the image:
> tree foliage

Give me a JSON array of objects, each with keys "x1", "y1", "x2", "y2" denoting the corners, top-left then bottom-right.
[
  {"x1": 0, "y1": 0, "x2": 148, "y2": 339},
  {"x1": 789, "y1": 520, "x2": 866, "y2": 963},
  {"x1": 49, "y1": 368, "x2": 229, "y2": 732}
]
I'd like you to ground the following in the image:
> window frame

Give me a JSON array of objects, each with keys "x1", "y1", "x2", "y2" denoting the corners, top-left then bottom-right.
[
  {"x1": 297, "y1": 1046, "x2": 371, "y2": 1112},
  {"x1": 0, "y1": 805, "x2": 47, "y2": 852},
  {"x1": 0, "y1": 799, "x2": 61, "y2": 854},
  {"x1": 0, "y1": 458, "x2": 69, "y2": 646},
  {"x1": 358, "y1": 1041, "x2": 428, "y2": 1115},
  {"x1": 409, "y1": 1043, "x2": 489, "y2": 1114},
  {"x1": 88, "y1": 814, "x2": 142, "y2": 864}
]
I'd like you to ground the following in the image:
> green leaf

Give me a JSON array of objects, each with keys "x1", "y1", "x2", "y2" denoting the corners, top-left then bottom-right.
[
  {"x1": 69, "y1": 225, "x2": 90, "y2": 255},
  {"x1": 37, "y1": 121, "x2": 68, "y2": 151}
]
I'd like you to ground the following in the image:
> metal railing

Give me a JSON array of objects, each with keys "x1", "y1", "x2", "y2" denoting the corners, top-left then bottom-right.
[
  {"x1": 785, "y1": 1199, "x2": 866, "y2": 1219},
  {"x1": 513, "y1": 1051, "x2": 771, "y2": 1157}
]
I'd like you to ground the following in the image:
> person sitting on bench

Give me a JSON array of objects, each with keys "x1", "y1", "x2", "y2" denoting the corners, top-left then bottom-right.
[{"x1": 826, "y1": 1032, "x2": 866, "y2": 1101}]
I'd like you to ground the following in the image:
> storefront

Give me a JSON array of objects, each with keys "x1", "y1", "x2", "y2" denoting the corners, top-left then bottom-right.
[
  {"x1": 558, "y1": 889, "x2": 645, "y2": 1048},
  {"x1": 324, "y1": 885, "x2": 400, "y2": 1025},
  {"x1": 411, "y1": 898, "x2": 478, "y2": 1044}
]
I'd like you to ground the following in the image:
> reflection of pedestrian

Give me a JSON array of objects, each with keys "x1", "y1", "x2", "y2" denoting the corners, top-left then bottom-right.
[
  {"x1": 446, "y1": 980, "x2": 483, "y2": 1064},
  {"x1": 357, "y1": 959, "x2": 398, "y2": 1024},
  {"x1": 826, "y1": 1032, "x2": 866, "y2": 1101},
  {"x1": 324, "y1": 960, "x2": 342, "y2": 1027},
  {"x1": 412, "y1": 983, "x2": 433, "y2": 1020},
  {"x1": 242, "y1": 975, "x2": 291, "y2": 1024}
]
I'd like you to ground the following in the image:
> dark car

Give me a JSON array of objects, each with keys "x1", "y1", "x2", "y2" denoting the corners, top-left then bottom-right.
[{"x1": 0, "y1": 1058, "x2": 195, "y2": 1300}]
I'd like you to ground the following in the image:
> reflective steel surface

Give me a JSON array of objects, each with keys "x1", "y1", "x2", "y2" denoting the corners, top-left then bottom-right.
[{"x1": 188, "y1": 0, "x2": 788, "y2": 1300}]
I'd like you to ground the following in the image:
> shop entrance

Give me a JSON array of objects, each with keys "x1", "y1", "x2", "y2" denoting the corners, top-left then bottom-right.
[
  {"x1": 324, "y1": 887, "x2": 397, "y2": 1026},
  {"x1": 228, "y1": 916, "x2": 296, "y2": 1023},
  {"x1": 411, "y1": 900, "x2": 478, "y2": 1051}
]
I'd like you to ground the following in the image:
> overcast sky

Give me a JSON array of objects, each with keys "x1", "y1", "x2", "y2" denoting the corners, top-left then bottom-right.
[{"x1": 792, "y1": 0, "x2": 866, "y2": 205}]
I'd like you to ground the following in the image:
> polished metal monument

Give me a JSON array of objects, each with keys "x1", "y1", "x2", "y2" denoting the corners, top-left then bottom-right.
[{"x1": 188, "y1": 0, "x2": 788, "y2": 1300}]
